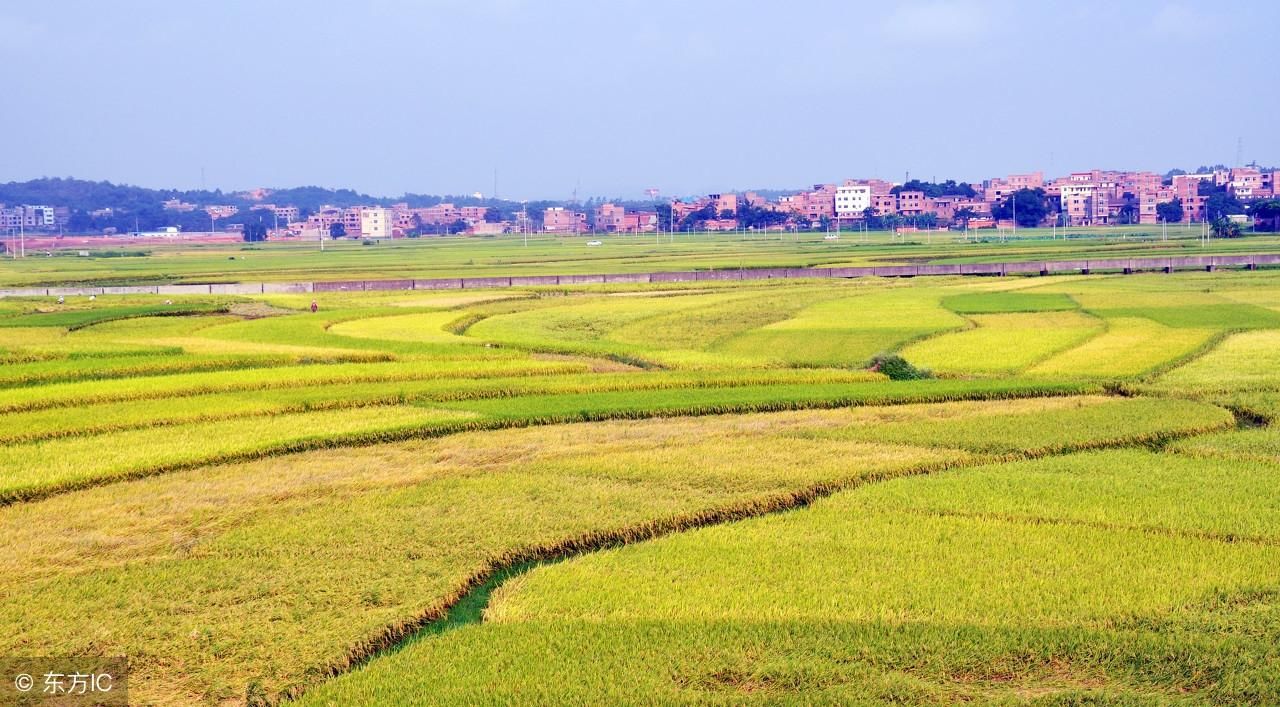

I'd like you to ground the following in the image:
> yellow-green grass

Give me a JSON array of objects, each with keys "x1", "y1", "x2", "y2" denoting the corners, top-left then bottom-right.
[
  {"x1": 0, "y1": 302, "x2": 228, "y2": 329},
  {"x1": 606, "y1": 288, "x2": 839, "y2": 351},
  {"x1": 1098, "y1": 303, "x2": 1280, "y2": 329},
  {"x1": 846, "y1": 448, "x2": 1280, "y2": 542},
  {"x1": 1154, "y1": 329, "x2": 1280, "y2": 393},
  {"x1": 489, "y1": 502, "x2": 1277, "y2": 628},
  {"x1": 437, "y1": 379, "x2": 1096, "y2": 422},
  {"x1": 346, "y1": 448, "x2": 1280, "y2": 705},
  {"x1": 466, "y1": 291, "x2": 744, "y2": 351},
  {"x1": 0, "y1": 368, "x2": 885, "y2": 443},
  {"x1": 327, "y1": 311, "x2": 482, "y2": 345},
  {"x1": 788, "y1": 395, "x2": 1232, "y2": 455},
  {"x1": 0, "y1": 411, "x2": 968, "y2": 704},
  {"x1": 1027, "y1": 316, "x2": 1218, "y2": 378},
  {"x1": 192, "y1": 307, "x2": 468, "y2": 357},
  {"x1": 0, "y1": 350, "x2": 381, "y2": 387},
  {"x1": 303, "y1": 613, "x2": 1280, "y2": 705},
  {"x1": 942, "y1": 291, "x2": 1078, "y2": 314},
  {"x1": 715, "y1": 289, "x2": 967, "y2": 367},
  {"x1": 1170, "y1": 426, "x2": 1280, "y2": 464},
  {"x1": 900, "y1": 311, "x2": 1104, "y2": 375},
  {"x1": 461, "y1": 288, "x2": 832, "y2": 368},
  {"x1": 0, "y1": 356, "x2": 590, "y2": 413},
  {"x1": 254, "y1": 290, "x2": 529, "y2": 311},
  {"x1": 0, "y1": 377, "x2": 1099, "y2": 503},
  {"x1": 0, "y1": 405, "x2": 485, "y2": 503}
]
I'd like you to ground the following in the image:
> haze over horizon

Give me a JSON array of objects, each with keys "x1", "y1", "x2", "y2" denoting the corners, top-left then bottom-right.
[{"x1": 3, "y1": 0, "x2": 1277, "y2": 200}]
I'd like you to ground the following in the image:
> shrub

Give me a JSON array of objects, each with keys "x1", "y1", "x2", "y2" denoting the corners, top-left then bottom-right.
[{"x1": 869, "y1": 353, "x2": 930, "y2": 380}]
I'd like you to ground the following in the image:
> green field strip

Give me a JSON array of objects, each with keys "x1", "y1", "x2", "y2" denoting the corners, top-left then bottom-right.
[
  {"x1": 0, "y1": 357, "x2": 591, "y2": 414},
  {"x1": 0, "y1": 369, "x2": 883, "y2": 444},
  {"x1": 0, "y1": 379, "x2": 1098, "y2": 506}
]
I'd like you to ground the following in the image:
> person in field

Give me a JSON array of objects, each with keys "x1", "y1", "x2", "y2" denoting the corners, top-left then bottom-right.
[{"x1": 311, "y1": 300, "x2": 319, "y2": 313}]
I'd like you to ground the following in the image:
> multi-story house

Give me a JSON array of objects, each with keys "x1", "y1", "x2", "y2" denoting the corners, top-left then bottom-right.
[
  {"x1": 834, "y1": 181, "x2": 871, "y2": 219},
  {"x1": 543, "y1": 207, "x2": 586, "y2": 233},
  {"x1": 895, "y1": 190, "x2": 927, "y2": 217}
]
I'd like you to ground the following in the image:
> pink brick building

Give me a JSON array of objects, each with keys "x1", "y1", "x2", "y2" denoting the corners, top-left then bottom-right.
[
  {"x1": 543, "y1": 207, "x2": 586, "y2": 233},
  {"x1": 895, "y1": 190, "x2": 927, "y2": 216}
]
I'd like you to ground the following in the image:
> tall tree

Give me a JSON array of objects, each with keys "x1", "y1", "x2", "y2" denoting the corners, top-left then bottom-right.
[
  {"x1": 1249, "y1": 199, "x2": 1280, "y2": 232},
  {"x1": 241, "y1": 221, "x2": 268, "y2": 242},
  {"x1": 991, "y1": 188, "x2": 1049, "y2": 227},
  {"x1": 1211, "y1": 217, "x2": 1242, "y2": 239},
  {"x1": 1156, "y1": 198, "x2": 1184, "y2": 224}
]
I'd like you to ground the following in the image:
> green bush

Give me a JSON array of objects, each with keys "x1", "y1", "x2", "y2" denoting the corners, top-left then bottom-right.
[{"x1": 869, "y1": 353, "x2": 931, "y2": 380}]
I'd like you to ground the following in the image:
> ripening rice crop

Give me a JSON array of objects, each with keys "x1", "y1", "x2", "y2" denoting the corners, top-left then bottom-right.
[
  {"x1": 360, "y1": 447, "x2": 1280, "y2": 706},
  {"x1": 791, "y1": 395, "x2": 1232, "y2": 455},
  {"x1": 486, "y1": 489, "x2": 1278, "y2": 629},
  {"x1": 1169, "y1": 426, "x2": 1280, "y2": 464},
  {"x1": 942, "y1": 291, "x2": 1078, "y2": 314},
  {"x1": 466, "y1": 292, "x2": 743, "y2": 355},
  {"x1": 438, "y1": 379, "x2": 1094, "y2": 423},
  {"x1": 327, "y1": 311, "x2": 482, "y2": 345},
  {"x1": 255, "y1": 290, "x2": 527, "y2": 311},
  {"x1": 606, "y1": 288, "x2": 836, "y2": 352},
  {"x1": 0, "y1": 410, "x2": 967, "y2": 704},
  {"x1": 1154, "y1": 330, "x2": 1280, "y2": 392},
  {"x1": 0, "y1": 302, "x2": 228, "y2": 329},
  {"x1": 1095, "y1": 303, "x2": 1280, "y2": 329},
  {"x1": 0, "y1": 405, "x2": 483, "y2": 502},
  {"x1": 1027, "y1": 317, "x2": 1218, "y2": 378},
  {"x1": 849, "y1": 448, "x2": 1280, "y2": 541},
  {"x1": 0, "y1": 368, "x2": 884, "y2": 443},
  {"x1": 0, "y1": 356, "x2": 589, "y2": 413},
  {"x1": 900, "y1": 311, "x2": 1104, "y2": 375},
  {"x1": 715, "y1": 289, "x2": 966, "y2": 367}
]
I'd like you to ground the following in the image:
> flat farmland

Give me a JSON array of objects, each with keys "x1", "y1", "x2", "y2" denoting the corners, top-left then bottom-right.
[
  {"x1": 4, "y1": 226, "x2": 1280, "y2": 287},
  {"x1": 4, "y1": 247, "x2": 1280, "y2": 705}
]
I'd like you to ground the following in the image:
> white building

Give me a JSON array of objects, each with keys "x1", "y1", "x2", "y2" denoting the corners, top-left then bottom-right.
[
  {"x1": 359, "y1": 207, "x2": 393, "y2": 239},
  {"x1": 834, "y1": 182, "x2": 872, "y2": 218},
  {"x1": 1, "y1": 205, "x2": 55, "y2": 229}
]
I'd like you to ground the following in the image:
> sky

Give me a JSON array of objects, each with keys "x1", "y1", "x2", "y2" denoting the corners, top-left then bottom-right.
[{"x1": 2, "y1": 0, "x2": 1277, "y2": 200}]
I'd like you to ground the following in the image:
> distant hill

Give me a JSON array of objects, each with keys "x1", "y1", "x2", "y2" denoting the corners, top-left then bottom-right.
[{"x1": 0, "y1": 178, "x2": 588, "y2": 234}]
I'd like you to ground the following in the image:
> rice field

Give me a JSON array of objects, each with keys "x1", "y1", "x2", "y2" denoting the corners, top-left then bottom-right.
[{"x1": 6, "y1": 255, "x2": 1280, "y2": 705}]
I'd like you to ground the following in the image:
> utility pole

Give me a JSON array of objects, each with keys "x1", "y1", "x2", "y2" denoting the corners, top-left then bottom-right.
[{"x1": 1011, "y1": 192, "x2": 1017, "y2": 240}]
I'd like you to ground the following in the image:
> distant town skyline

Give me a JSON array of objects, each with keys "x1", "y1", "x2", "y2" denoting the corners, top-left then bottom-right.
[{"x1": 3, "y1": 1, "x2": 1278, "y2": 199}]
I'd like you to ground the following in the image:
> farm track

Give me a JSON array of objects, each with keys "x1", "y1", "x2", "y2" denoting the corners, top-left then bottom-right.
[{"x1": 280, "y1": 394, "x2": 1242, "y2": 705}]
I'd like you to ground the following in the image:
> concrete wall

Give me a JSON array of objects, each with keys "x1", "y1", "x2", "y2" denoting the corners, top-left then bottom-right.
[
  {"x1": 511, "y1": 275, "x2": 561, "y2": 286},
  {"x1": 413, "y1": 278, "x2": 463, "y2": 290},
  {"x1": 601, "y1": 273, "x2": 650, "y2": 284},
  {"x1": 363, "y1": 279, "x2": 415, "y2": 291},
  {"x1": 560, "y1": 274, "x2": 606, "y2": 285},
  {"x1": 460, "y1": 277, "x2": 513, "y2": 289}
]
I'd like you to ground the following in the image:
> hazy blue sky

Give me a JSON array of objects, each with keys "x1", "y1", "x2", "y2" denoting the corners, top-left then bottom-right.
[{"x1": 2, "y1": 1, "x2": 1276, "y2": 199}]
